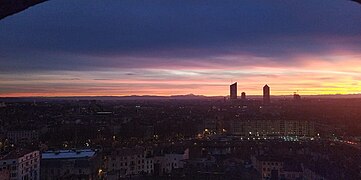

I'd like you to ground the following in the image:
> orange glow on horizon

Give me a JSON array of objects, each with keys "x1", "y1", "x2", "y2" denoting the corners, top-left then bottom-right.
[{"x1": 1, "y1": 52, "x2": 360, "y2": 97}]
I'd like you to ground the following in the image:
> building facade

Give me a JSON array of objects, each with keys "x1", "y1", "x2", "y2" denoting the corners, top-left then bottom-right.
[
  {"x1": 153, "y1": 149, "x2": 189, "y2": 176},
  {"x1": 252, "y1": 156, "x2": 303, "y2": 180},
  {"x1": 6, "y1": 130, "x2": 39, "y2": 144},
  {"x1": 0, "y1": 149, "x2": 40, "y2": 180},
  {"x1": 230, "y1": 120, "x2": 315, "y2": 137},
  {"x1": 106, "y1": 147, "x2": 154, "y2": 179}
]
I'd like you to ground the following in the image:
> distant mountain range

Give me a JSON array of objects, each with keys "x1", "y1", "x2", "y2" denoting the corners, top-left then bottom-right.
[
  {"x1": 1, "y1": 94, "x2": 361, "y2": 102},
  {"x1": 0, "y1": 94, "x2": 218, "y2": 102}
]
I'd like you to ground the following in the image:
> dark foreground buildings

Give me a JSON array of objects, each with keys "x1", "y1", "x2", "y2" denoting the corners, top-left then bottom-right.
[
  {"x1": 1, "y1": 92, "x2": 361, "y2": 180},
  {"x1": 41, "y1": 149, "x2": 102, "y2": 180},
  {"x1": 0, "y1": 149, "x2": 40, "y2": 180}
]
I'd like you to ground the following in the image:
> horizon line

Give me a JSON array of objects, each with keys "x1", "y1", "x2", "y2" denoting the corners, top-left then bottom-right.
[{"x1": 1, "y1": 93, "x2": 361, "y2": 99}]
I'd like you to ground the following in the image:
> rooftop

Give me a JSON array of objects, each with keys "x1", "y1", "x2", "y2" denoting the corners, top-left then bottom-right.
[
  {"x1": 111, "y1": 147, "x2": 144, "y2": 157},
  {"x1": 42, "y1": 149, "x2": 96, "y2": 160},
  {"x1": 0, "y1": 149, "x2": 36, "y2": 160},
  {"x1": 255, "y1": 155, "x2": 284, "y2": 162}
]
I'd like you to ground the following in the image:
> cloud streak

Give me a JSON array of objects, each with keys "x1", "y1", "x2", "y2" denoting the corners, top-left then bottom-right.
[{"x1": 0, "y1": 0, "x2": 361, "y2": 96}]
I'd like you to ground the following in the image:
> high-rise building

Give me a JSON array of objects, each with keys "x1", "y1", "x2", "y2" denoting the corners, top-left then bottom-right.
[
  {"x1": 241, "y1": 92, "x2": 246, "y2": 100},
  {"x1": 230, "y1": 82, "x2": 237, "y2": 100},
  {"x1": 263, "y1": 84, "x2": 270, "y2": 104}
]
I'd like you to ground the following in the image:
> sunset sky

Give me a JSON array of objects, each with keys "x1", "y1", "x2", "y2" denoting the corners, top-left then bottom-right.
[{"x1": 1, "y1": 0, "x2": 361, "y2": 97}]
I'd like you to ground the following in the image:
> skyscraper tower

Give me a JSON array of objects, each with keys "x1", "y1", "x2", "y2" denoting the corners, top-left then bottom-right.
[
  {"x1": 263, "y1": 84, "x2": 270, "y2": 104},
  {"x1": 230, "y1": 82, "x2": 237, "y2": 100},
  {"x1": 241, "y1": 92, "x2": 246, "y2": 100}
]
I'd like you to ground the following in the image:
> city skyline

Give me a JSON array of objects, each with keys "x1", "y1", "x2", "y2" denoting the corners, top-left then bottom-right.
[
  {"x1": 1, "y1": 0, "x2": 361, "y2": 97},
  {"x1": 1, "y1": 1, "x2": 361, "y2": 179}
]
